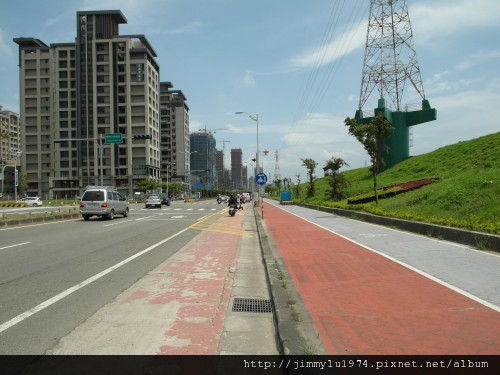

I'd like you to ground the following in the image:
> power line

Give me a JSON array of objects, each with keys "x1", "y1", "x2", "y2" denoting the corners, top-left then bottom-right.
[{"x1": 286, "y1": 0, "x2": 368, "y2": 147}]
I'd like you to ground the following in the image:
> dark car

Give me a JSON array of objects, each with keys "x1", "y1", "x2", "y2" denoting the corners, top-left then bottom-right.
[{"x1": 159, "y1": 193, "x2": 171, "y2": 206}]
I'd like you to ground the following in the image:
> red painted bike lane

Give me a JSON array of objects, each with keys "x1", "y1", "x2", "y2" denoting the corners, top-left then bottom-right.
[{"x1": 263, "y1": 202, "x2": 500, "y2": 354}]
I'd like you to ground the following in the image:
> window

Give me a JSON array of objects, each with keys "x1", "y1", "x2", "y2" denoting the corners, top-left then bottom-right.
[{"x1": 81, "y1": 190, "x2": 104, "y2": 201}]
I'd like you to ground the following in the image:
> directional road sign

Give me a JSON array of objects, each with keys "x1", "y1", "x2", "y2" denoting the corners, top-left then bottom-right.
[
  {"x1": 256, "y1": 172, "x2": 268, "y2": 185},
  {"x1": 105, "y1": 133, "x2": 123, "y2": 144}
]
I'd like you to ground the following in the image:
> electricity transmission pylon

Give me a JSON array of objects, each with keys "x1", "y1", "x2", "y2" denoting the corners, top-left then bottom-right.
[
  {"x1": 354, "y1": 0, "x2": 436, "y2": 168},
  {"x1": 274, "y1": 150, "x2": 280, "y2": 182}
]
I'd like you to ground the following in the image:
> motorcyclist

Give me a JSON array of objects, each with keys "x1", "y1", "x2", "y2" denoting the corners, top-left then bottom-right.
[
  {"x1": 228, "y1": 194, "x2": 237, "y2": 207},
  {"x1": 237, "y1": 194, "x2": 244, "y2": 210}
]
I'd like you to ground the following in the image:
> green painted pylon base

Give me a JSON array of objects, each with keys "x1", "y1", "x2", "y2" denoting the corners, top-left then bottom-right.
[{"x1": 354, "y1": 99, "x2": 437, "y2": 168}]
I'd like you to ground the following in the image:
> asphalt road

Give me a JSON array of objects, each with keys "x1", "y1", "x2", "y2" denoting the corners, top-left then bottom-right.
[{"x1": 0, "y1": 199, "x2": 225, "y2": 354}]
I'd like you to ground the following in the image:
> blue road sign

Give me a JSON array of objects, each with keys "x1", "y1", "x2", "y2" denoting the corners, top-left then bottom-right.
[{"x1": 256, "y1": 173, "x2": 268, "y2": 185}]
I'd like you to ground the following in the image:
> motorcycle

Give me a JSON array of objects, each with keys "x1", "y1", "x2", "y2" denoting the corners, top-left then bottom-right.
[{"x1": 228, "y1": 204, "x2": 236, "y2": 217}]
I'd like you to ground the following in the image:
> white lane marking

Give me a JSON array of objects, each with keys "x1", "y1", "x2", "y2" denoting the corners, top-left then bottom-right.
[
  {"x1": 135, "y1": 216, "x2": 156, "y2": 221},
  {"x1": 359, "y1": 233, "x2": 388, "y2": 238},
  {"x1": 271, "y1": 202, "x2": 500, "y2": 313},
  {"x1": 103, "y1": 220, "x2": 134, "y2": 227},
  {"x1": 0, "y1": 242, "x2": 31, "y2": 251},
  {"x1": 0, "y1": 228, "x2": 190, "y2": 334}
]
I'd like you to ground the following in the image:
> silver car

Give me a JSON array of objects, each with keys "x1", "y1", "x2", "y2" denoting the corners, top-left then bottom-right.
[
  {"x1": 79, "y1": 186, "x2": 129, "y2": 221},
  {"x1": 145, "y1": 194, "x2": 162, "y2": 208}
]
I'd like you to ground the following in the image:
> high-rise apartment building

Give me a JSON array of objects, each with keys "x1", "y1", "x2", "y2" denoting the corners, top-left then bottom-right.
[
  {"x1": 230, "y1": 148, "x2": 243, "y2": 190},
  {"x1": 190, "y1": 131, "x2": 216, "y2": 189},
  {"x1": 14, "y1": 10, "x2": 161, "y2": 198},
  {"x1": 215, "y1": 150, "x2": 223, "y2": 187},
  {"x1": 0, "y1": 107, "x2": 21, "y2": 161},
  {"x1": 159, "y1": 82, "x2": 190, "y2": 185},
  {"x1": 0, "y1": 106, "x2": 21, "y2": 197}
]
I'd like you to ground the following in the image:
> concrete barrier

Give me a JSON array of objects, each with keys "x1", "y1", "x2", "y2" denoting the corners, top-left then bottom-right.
[{"x1": 1, "y1": 212, "x2": 81, "y2": 227}]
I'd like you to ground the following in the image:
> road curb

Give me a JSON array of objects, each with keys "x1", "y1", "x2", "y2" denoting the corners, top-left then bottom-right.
[{"x1": 297, "y1": 203, "x2": 500, "y2": 252}]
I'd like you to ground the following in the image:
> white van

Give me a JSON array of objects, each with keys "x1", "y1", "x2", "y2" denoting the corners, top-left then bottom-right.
[{"x1": 79, "y1": 186, "x2": 129, "y2": 221}]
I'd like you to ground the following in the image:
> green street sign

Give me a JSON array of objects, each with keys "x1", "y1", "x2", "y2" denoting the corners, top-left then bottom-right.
[{"x1": 105, "y1": 133, "x2": 123, "y2": 144}]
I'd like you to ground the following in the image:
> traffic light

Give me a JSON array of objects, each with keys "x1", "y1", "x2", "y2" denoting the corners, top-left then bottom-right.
[{"x1": 133, "y1": 134, "x2": 151, "y2": 140}]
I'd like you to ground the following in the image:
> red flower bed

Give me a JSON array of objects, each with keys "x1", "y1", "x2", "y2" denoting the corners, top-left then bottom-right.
[
  {"x1": 382, "y1": 178, "x2": 435, "y2": 191},
  {"x1": 348, "y1": 178, "x2": 437, "y2": 204}
]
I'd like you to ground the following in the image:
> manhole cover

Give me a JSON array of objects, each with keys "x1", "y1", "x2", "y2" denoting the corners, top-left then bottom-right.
[{"x1": 232, "y1": 298, "x2": 272, "y2": 313}]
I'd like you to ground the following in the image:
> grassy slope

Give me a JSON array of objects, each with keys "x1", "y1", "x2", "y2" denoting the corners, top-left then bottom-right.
[{"x1": 297, "y1": 132, "x2": 500, "y2": 234}]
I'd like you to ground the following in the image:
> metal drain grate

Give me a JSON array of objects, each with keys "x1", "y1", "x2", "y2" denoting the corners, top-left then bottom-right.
[{"x1": 232, "y1": 298, "x2": 273, "y2": 313}]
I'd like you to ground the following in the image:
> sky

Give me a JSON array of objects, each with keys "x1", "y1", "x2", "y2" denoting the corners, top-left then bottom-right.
[{"x1": 1, "y1": 0, "x2": 499, "y2": 182}]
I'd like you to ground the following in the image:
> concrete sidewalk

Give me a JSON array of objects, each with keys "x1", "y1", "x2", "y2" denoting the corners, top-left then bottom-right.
[{"x1": 48, "y1": 203, "x2": 280, "y2": 355}]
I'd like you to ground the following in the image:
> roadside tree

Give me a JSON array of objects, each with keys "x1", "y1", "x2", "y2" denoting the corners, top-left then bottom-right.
[
  {"x1": 301, "y1": 158, "x2": 318, "y2": 198},
  {"x1": 344, "y1": 113, "x2": 394, "y2": 203},
  {"x1": 136, "y1": 178, "x2": 159, "y2": 193},
  {"x1": 323, "y1": 157, "x2": 350, "y2": 201},
  {"x1": 293, "y1": 174, "x2": 301, "y2": 198}
]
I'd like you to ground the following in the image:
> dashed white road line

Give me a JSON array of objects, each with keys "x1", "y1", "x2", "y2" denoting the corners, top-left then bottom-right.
[
  {"x1": 1, "y1": 242, "x2": 31, "y2": 251},
  {"x1": 0, "y1": 228, "x2": 190, "y2": 334}
]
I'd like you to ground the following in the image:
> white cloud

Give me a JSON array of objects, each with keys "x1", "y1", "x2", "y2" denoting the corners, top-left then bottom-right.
[
  {"x1": 0, "y1": 28, "x2": 13, "y2": 58},
  {"x1": 225, "y1": 123, "x2": 245, "y2": 135},
  {"x1": 188, "y1": 119, "x2": 204, "y2": 132},
  {"x1": 44, "y1": 12, "x2": 70, "y2": 28},
  {"x1": 148, "y1": 22, "x2": 203, "y2": 36},
  {"x1": 411, "y1": 0, "x2": 500, "y2": 42},
  {"x1": 273, "y1": 111, "x2": 371, "y2": 175},
  {"x1": 286, "y1": 21, "x2": 366, "y2": 72},
  {"x1": 243, "y1": 70, "x2": 255, "y2": 88},
  {"x1": 410, "y1": 86, "x2": 500, "y2": 159}
]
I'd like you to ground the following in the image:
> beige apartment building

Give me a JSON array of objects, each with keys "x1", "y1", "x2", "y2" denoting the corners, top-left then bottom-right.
[
  {"x1": 14, "y1": 10, "x2": 162, "y2": 199},
  {"x1": 0, "y1": 107, "x2": 21, "y2": 198},
  {"x1": 159, "y1": 82, "x2": 190, "y2": 187}
]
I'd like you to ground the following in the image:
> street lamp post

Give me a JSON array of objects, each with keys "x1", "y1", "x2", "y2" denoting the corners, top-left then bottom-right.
[
  {"x1": 244, "y1": 161, "x2": 254, "y2": 198},
  {"x1": 235, "y1": 112, "x2": 260, "y2": 205},
  {"x1": 180, "y1": 150, "x2": 198, "y2": 198},
  {"x1": 166, "y1": 163, "x2": 175, "y2": 200},
  {"x1": 14, "y1": 150, "x2": 22, "y2": 201},
  {"x1": 98, "y1": 134, "x2": 104, "y2": 186},
  {"x1": 1, "y1": 163, "x2": 7, "y2": 196}
]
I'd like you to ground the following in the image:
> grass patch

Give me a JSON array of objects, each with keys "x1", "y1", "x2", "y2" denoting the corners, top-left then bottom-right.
[{"x1": 291, "y1": 133, "x2": 500, "y2": 234}]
